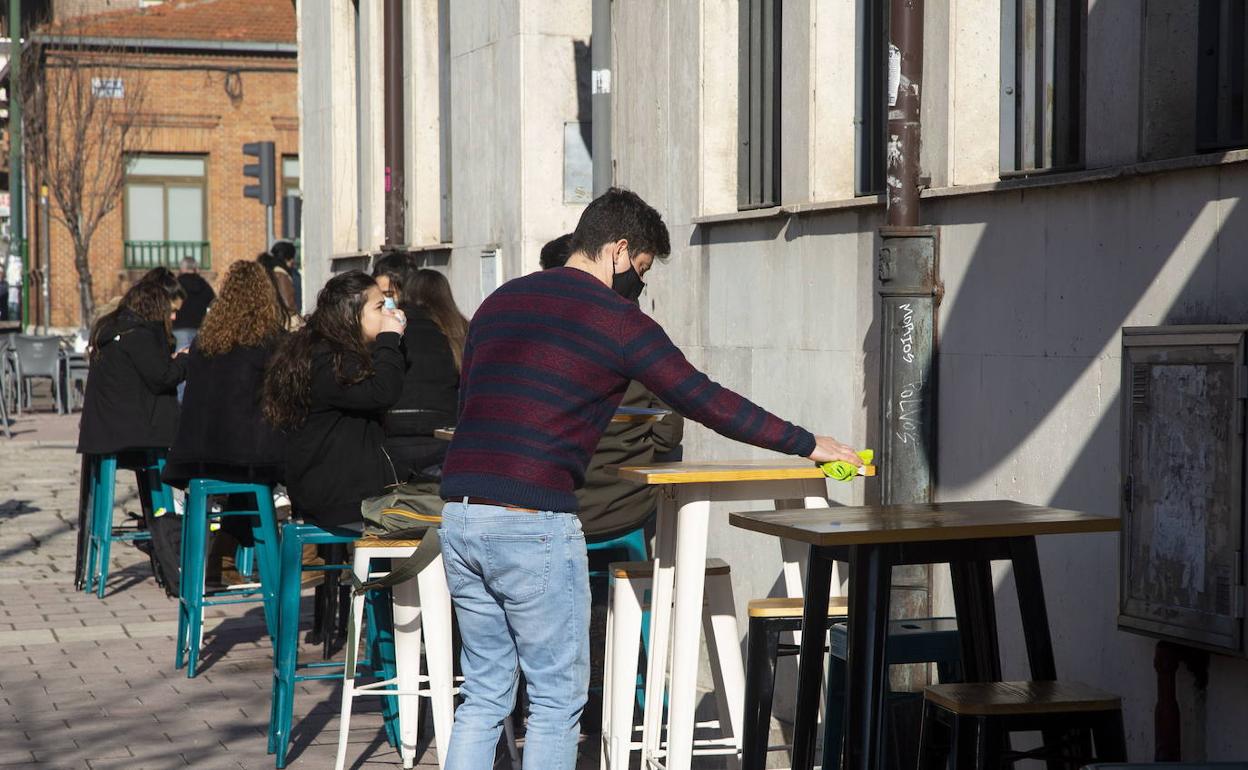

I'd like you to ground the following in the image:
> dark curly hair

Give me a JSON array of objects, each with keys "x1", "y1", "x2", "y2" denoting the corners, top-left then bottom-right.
[
  {"x1": 197, "y1": 261, "x2": 287, "y2": 356},
  {"x1": 89, "y1": 267, "x2": 186, "y2": 360},
  {"x1": 262, "y1": 271, "x2": 377, "y2": 429}
]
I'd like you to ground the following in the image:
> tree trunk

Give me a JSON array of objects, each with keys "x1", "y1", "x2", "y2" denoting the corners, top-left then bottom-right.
[{"x1": 74, "y1": 245, "x2": 94, "y2": 332}]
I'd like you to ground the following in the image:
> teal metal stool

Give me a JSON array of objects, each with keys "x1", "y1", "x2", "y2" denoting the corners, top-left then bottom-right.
[
  {"x1": 82, "y1": 451, "x2": 173, "y2": 598},
  {"x1": 269, "y1": 521, "x2": 399, "y2": 768},
  {"x1": 822, "y1": 617, "x2": 962, "y2": 770},
  {"x1": 176, "y1": 479, "x2": 281, "y2": 677}
]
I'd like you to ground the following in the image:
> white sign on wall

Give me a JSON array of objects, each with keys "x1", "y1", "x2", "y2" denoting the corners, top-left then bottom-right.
[{"x1": 91, "y1": 78, "x2": 124, "y2": 99}]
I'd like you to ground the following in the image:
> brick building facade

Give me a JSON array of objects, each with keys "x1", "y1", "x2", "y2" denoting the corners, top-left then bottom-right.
[{"x1": 26, "y1": 0, "x2": 296, "y2": 328}]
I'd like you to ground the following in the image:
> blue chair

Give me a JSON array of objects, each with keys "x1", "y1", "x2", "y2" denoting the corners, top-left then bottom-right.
[
  {"x1": 176, "y1": 479, "x2": 281, "y2": 677},
  {"x1": 269, "y1": 521, "x2": 399, "y2": 768},
  {"x1": 82, "y1": 451, "x2": 173, "y2": 598}
]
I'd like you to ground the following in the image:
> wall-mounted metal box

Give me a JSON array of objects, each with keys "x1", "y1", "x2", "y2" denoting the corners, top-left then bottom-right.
[{"x1": 1120, "y1": 325, "x2": 1248, "y2": 656}]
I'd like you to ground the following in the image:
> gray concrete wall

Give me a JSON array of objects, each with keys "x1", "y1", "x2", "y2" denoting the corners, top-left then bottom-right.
[
  {"x1": 612, "y1": 0, "x2": 1248, "y2": 760},
  {"x1": 297, "y1": 1, "x2": 1248, "y2": 758}
]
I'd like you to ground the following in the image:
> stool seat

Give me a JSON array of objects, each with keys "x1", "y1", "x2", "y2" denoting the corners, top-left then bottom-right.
[
  {"x1": 924, "y1": 680, "x2": 1121, "y2": 717},
  {"x1": 612, "y1": 557, "x2": 730, "y2": 579},
  {"x1": 357, "y1": 536, "x2": 425, "y2": 548},
  {"x1": 747, "y1": 596, "x2": 848, "y2": 618}
]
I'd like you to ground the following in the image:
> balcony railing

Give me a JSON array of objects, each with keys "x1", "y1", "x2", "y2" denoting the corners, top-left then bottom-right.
[{"x1": 123, "y1": 241, "x2": 211, "y2": 270}]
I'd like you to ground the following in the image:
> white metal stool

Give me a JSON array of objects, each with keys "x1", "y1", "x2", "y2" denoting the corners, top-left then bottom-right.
[
  {"x1": 601, "y1": 558, "x2": 745, "y2": 770},
  {"x1": 335, "y1": 537, "x2": 455, "y2": 770}
]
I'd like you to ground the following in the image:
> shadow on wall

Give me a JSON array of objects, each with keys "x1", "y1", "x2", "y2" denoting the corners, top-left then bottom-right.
[{"x1": 932, "y1": 162, "x2": 1248, "y2": 757}]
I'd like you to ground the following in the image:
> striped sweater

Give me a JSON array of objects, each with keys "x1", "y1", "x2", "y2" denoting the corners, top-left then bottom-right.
[{"x1": 439, "y1": 267, "x2": 817, "y2": 512}]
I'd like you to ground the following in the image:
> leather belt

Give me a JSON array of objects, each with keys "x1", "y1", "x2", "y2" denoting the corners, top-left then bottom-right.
[{"x1": 452, "y1": 496, "x2": 540, "y2": 513}]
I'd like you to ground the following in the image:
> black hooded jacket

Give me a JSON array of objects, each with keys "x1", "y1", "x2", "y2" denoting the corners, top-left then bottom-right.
[
  {"x1": 173, "y1": 273, "x2": 215, "y2": 330},
  {"x1": 383, "y1": 305, "x2": 460, "y2": 480},
  {"x1": 78, "y1": 310, "x2": 187, "y2": 455},
  {"x1": 284, "y1": 332, "x2": 405, "y2": 527},
  {"x1": 162, "y1": 339, "x2": 286, "y2": 488}
]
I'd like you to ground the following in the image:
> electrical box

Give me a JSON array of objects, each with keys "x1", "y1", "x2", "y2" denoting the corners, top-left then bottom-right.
[{"x1": 1119, "y1": 325, "x2": 1248, "y2": 656}]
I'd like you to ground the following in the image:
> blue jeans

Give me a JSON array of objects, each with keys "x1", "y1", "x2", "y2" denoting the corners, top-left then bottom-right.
[
  {"x1": 439, "y1": 500, "x2": 590, "y2": 770},
  {"x1": 172, "y1": 329, "x2": 196, "y2": 403}
]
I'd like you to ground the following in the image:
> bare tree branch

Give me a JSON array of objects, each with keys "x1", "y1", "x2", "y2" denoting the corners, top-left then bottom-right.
[{"x1": 21, "y1": 18, "x2": 151, "y2": 328}]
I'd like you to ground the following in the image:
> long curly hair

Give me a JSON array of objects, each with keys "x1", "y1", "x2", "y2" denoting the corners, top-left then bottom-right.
[
  {"x1": 262, "y1": 271, "x2": 377, "y2": 429},
  {"x1": 196, "y1": 261, "x2": 287, "y2": 356},
  {"x1": 406, "y1": 269, "x2": 469, "y2": 371},
  {"x1": 89, "y1": 267, "x2": 186, "y2": 360}
]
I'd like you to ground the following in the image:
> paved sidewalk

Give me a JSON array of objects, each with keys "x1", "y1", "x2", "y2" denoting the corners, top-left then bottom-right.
[
  {"x1": 0, "y1": 423, "x2": 441, "y2": 769},
  {"x1": 0, "y1": 416, "x2": 733, "y2": 769}
]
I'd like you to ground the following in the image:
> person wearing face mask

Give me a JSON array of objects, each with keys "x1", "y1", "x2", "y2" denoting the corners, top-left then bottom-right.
[
  {"x1": 437, "y1": 188, "x2": 863, "y2": 770},
  {"x1": 539, "y1": 233, "x2": 684, "y2": 540}
]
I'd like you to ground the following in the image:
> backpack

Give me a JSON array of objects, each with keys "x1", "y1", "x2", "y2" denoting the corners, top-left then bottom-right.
[{"x1": 349, "y1": 478, "x2": 445, "y2": 594}]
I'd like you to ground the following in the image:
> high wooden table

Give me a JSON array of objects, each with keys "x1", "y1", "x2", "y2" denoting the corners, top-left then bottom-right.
[
  {"x1": 433, "y1": 407, "x2": 670, "y2": 442},
  {"x1": 729, "y1": 500, "x2": 1120, "y2": 770},
  {"x1": 609, "y1": 460, "x2": 833, "y2": 770}
]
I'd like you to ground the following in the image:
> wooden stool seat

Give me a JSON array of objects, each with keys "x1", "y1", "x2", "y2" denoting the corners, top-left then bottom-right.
[
  {"x1": 356, "y1": 536, "x2": 425, "y2": 549},
  {"x1": 747, "y1": 595, "x2": 848, "y2": 618},
  {"x1": 612, "y1": 557, "x2": 730, "y2": 579},
  {"x1": 924, "y1": 680, "x2": 1121, "y2": 716},
  {"x1": 918, "y1": 679, "x2": 1127, "y2": 769}
]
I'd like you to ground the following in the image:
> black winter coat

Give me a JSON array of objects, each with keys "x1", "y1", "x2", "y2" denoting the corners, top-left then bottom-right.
[
  {"x1": 173, "y1": 273, "x2": 215, "y2": 330},
  {"x1": 285, "y1": 332, "x2": 405, "y2": 527},
  {"x1": 163, "y1": 341, "x2": 285, "y2": 489},
  {"x1": 383, "y1": 305, "x2": 460, "y2": 480},
  {"x1": 78, "y1": 311, "x2": 187, "y2": 455}
]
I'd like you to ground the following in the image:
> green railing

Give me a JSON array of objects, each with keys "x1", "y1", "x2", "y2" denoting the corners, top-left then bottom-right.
[{"x1": 123, "y1": 241, "x2": 211, "y2": 270}]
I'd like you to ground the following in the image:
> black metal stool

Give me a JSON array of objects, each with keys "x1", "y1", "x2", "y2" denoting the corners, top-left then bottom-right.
[
  {"x1": 917, "y1": 680, "x2": 1127, "y2": 770},
  {"x1": 742, "y1": 597, "x2": 848, "y2": 770},
  {"x1": 823, "y1": 617, "x2": 962, "y2": 770}
]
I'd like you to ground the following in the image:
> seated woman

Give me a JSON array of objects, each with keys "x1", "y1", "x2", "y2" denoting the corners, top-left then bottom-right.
[
  {"x1": 262, "y1": 271, "x2": 406, "y2": 528},
  {"x1": 79, "y1": 267, "x2": 188, "y2": 461},
  {"x1": 372, "y1": 263, "x2": 468, "y2": 481},
  {"x1": 164, "y1": 260, "x2": 288, "y2": 488},
  {"x1": 77, "y1": 268, "x2": 188, "y2": 590}
]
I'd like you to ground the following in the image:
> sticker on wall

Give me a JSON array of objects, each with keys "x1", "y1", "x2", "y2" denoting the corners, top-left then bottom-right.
[{"x1": 888, "y1": 44, "x2": 901, "y2": 108}]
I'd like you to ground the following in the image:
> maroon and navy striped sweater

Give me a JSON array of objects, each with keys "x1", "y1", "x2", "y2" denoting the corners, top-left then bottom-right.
[{"x1": 439, "y1": 267, "x2": 817, "y2": 512}]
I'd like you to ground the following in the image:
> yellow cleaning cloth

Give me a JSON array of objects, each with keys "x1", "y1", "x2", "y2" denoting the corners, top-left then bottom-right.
[{"x1": 821, "y1": 449, "x2": 875, "y2": 481}]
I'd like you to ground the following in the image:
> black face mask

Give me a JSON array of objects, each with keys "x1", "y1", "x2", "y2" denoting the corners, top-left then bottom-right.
[{"x1": 612, "y1": 263, "x2": 645, "y2": 301}]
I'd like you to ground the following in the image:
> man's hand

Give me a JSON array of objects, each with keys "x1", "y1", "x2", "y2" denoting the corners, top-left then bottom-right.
[{"x1": 808, "y1": 435, "x2": 863, "y2": 466}]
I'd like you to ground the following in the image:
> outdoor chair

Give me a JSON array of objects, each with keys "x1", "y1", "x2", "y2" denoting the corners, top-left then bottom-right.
[{"x1": 12, "y1": 334, "x2": 64, "y2": 414}]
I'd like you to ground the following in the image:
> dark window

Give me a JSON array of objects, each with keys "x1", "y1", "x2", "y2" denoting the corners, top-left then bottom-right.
[
  {"x1": 1000, "y1": 0, "x2": 1085, "y2": 175},
  {"x1": 856, "y1": 0, "x2": 887, "y2": 196},
  {"x1": 738, "y1": 0, "x2": 781, "y2": 209},
  {"x1": 1197, "y1": 0, "x2": 1248, "y2": 152}
]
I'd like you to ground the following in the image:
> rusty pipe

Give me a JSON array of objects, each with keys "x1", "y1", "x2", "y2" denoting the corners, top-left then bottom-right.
[{"x1": 886, "y1": 0, "x2": 923, "y2": 227}]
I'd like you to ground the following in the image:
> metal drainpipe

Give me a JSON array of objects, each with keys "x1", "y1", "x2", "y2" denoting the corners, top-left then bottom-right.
[
  {"x1": 382, "y1": 0, "x2": 406, "y2": 249},
  {"x1": 880, "y1": 0, "x2": 935, "y2": 503},
  {"x1": 876, "y1": 0, "x2": 941, "y2": 733}
]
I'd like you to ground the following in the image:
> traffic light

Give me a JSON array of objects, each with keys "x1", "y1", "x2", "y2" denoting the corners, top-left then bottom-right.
[{"x1": 242, "y1": 141, "x2": 275, "y2": 206}]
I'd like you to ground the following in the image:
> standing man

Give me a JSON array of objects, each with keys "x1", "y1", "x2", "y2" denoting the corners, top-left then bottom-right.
[{"x1": 438, "y1": 188, "x2": 861, "y2": 769}]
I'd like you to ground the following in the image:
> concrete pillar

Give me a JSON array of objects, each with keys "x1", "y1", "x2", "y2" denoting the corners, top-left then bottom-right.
[{"x1": 297, "y1": 0, "x2": 359, "y2": 302}]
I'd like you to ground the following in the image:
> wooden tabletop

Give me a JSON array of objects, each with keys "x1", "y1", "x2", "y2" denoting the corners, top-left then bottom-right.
[
  {"x1": 435, "y1": 407, "x2": 671, "y2": 441},
  {"x1": 729, "y1": 500, "x2": 1119, "y2": 546},
  {"x1": 611, "y1": 459, "x2": 827, "y2": 485}
]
